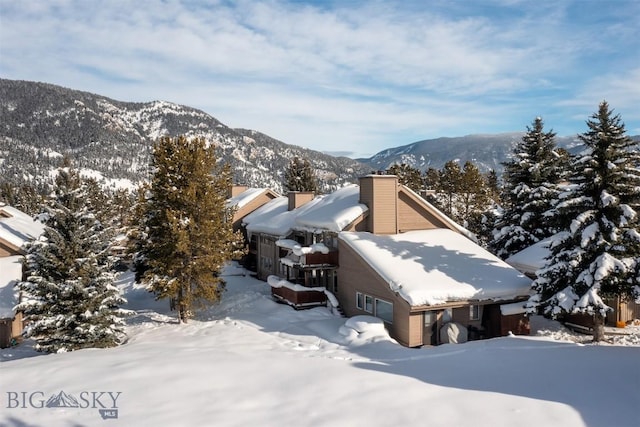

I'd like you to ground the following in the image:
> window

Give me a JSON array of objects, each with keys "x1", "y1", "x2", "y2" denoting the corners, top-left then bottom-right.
[
  {"x1": 357, "y1": 292, "x2": 393, "y2": 323},
  {"x1": 424, "y1": 311, "x2": 435, "y2": 326},
  {"x1": 364, "y1": 295, "x2": 373, "y2": 313},
  {"x1": 469, "y1": 305, "x2": 480, "y2": 321},
  {"x1": 261, "y1": 256, "x2": 273, "y2": 272},
  {"x1": 375, "y1": 298, "x2": 393, "y2": 324},
  {"x1": 326, "y1": 235, "x2": 338, "y2": 250}
]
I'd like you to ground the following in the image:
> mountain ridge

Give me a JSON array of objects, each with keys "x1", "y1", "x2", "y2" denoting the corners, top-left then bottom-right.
[
  {"x1": 0, "y1": 78, "x2": 369, "y2": 194},
  {"x1": 2, "y1": 79, "x2": 637, "y2": 194},
  {"x1": 357, "y1": 132, "x2": 592, "y2": 174}
]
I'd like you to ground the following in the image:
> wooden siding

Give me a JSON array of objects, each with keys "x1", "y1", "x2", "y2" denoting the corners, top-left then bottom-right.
[
  {"x1": 0, "y1": 312, "x2": 22, "y2": 348},
  {"x1": 482, "y1": 304, "x2": 530, "y2": 338},
  {"x1": 342, "y1": 214, "x2": 368, "y2": 232},
  {"x1": 500, "y1": 314, "x2": 530, "y2": 336},
  {"x1": 0, "y1": 320, "x2": 11, "y2": 348},
  {"x1": 549, "y1": 297, "x2": 640, "y2": 329},
  {"x1": 607, "y1": 297, "x2": 640, "y2": 324},
  {"x1": 338, "y1": 238, "x2": 414, "y2": 346},
  {"x1": 0, "y1": 239, "x2": 22, "y2": 257},
  {"x1": 359, "y1": 175, "x2": 398, "y2": 235},
  {"x1": 397, "y1": 190, "x2": 451, "y2": 232},
  {"x1": 288, "y1": 192, "x2": 315, "y2": 211},
  {"x1": 452, "y1": 306, "x2": 470, "y2": 324},
  {"x1": 257, "y1": 236, "x2": 279, "y2": 281},
  {"x1": 408, "y1": 312, "x2": 423, "y2": 347},
  {"x1": 228, "y1": 185, "x2": 248, "y2": 198}
]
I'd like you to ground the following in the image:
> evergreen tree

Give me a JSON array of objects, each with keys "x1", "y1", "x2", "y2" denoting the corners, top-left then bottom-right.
[
  {"x1": 530, "y1": 102, "x2": 640, "y2": 341},
  {"x1": 387, "y1": 163, "x2": 423, "y2": 193},
  {"x1": 284, "y1": 157, "x2": 318, "y2": 193},
  {"x1": 450, "y1": 161, "x2": 492, "y2": 245},
  {"x1": 485, "y1": 169, "x2": 501, "y2": 203},
  {"x1": 459, "y1": 161, "x2": 491, "y2": 221},
  {"x1": 430, "y1": 160, "x2": 491, "y2": 231},
  {"x1": 0, "y1": 182, "x2": 45, "y2": 215},
  {"x1": 17, "y1": 168, "x2": 126, "y2": 352},
  {"x1": 490, "y1": 117, "x2": 562, "y2": 258},
  {"x1": 135, "y1": 136, "x2": 245, "y2": 322},
  {"x1": 437, "y1": 160, "x2": 463, "y2": 217},
  {"x1": 423, "y1": 167, "x2": 440, "y2": 190}
]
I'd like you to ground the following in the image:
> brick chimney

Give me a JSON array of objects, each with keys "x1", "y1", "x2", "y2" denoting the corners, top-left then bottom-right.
[
  {"x1": 287, "y1": 191, "x2": 315, "y2": 211},
  {"x1": 359, "y1": 175, "x2": 398, "y2": 234}
]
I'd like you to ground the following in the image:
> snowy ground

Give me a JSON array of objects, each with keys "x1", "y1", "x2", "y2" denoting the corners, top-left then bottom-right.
[{"x1": 1, "y1": 263, "x2": 639, "y2": 427}]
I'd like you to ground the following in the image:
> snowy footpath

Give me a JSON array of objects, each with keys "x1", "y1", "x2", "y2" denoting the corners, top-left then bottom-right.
[{"x1": 1, "y1": 263, "x2": 639, "y2": 427}]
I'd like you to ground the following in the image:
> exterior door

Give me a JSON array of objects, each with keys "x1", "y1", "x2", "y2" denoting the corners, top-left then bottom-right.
[{"x1": 423, "y1": 311, "x2": 439, "y2": 346}]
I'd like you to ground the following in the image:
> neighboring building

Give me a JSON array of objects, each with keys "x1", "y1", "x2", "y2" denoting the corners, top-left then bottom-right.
[
  {"x1": 238, "y1": 175, "x2": 532, "y2": 347},
  {"x1": 243, "y1": 185, "x2": 366, "y2": 286},
  {"x1": 0, "y1": 205, "x2": 45, "y2": 257},
  {"x1": 0, "y1": 256, "x2": 24, "y2": 348},
  {"x1": 0, "y1": 205, "x2": 45, "y2": 348},
  {"x1": 226, "y1": 186, "x2": 281, "y2": 270},
  {"x1": 506, "y1": 239, "x2": 640, "y2": 328},
  {"x1": 227, "y1": 185, "x2": 280, "y2": 232}
]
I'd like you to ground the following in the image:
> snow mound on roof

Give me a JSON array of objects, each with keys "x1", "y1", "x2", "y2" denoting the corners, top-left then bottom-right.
[
  {"x1": 276, "y1": 239, "x2": 330, "y2": 255},
  {"x1": 227, "y1": 188, "x2": 269, "y2": 209},
  {"x1": 244, "y1": 185, "x2": 368, "y2": 237},
  {"x1": 505, "y1": 237, "x2": 555, "y2": 274},
  {"x1": 243, "y1": 197, "x2": 289, "y2": 237},
  {"x1": 0, "y1": 205, "x2": 46, "y2": 249},
  {"x1": 294, "y1": 184, "x2": 368, "y2": 232},
  {"x1": 340, "y1": 229, "x2": 532, "y2": 306}
]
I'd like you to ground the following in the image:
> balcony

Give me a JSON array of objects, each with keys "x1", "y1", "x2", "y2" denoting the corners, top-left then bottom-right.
[{"x1": 268, "y1": 275, "x2": 327, "y2": 309}]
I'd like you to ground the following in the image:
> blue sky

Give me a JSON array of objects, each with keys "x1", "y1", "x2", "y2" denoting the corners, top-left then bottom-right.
[{"x1": 1, "y1": 0, "x2": 638, "y2": 158}]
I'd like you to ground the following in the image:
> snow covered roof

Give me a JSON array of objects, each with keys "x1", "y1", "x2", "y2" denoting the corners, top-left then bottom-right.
[
  {"x1": 339, "y1": 229, "x2": 532, "y2": 306},
  {"x1": 505, "y1": 238, "x2": 554, "y2": 275},
  {"x1": 227, "y1": 188, "x2": 276, "y2": 210},
  {"x1": 245, "y1": 185, "x2": 368, "y2": 238},
  {"x1": 0, "y1": 255, "x2": 22, "y2": 318},
  {"x1": 243, "y1": 197, "x2": 291, "y2": 238},
  {"x1": 0, "y1": 205, "x2": 46, "y2": 250},
  {"x1": 294, "y1": 185, "x2": 368, "y2": 233}
]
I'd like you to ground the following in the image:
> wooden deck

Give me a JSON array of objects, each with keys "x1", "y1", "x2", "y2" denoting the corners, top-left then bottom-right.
[{"x1": 271, "y1": 286, "x2": 327, "y2": 309}]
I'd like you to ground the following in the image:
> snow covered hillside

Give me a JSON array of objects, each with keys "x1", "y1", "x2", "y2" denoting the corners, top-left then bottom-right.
[
  {"x1": 1, "y1": 263, "x2": 639, "y2": 427},
  {"x1": 0, "y1": 79, "x2": 369, "y2": 194}
]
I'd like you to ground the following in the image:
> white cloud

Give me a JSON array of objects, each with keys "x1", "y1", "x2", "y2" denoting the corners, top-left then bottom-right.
[{"x1": 1, "y1": 0, "x2": 638, "y2": 155}]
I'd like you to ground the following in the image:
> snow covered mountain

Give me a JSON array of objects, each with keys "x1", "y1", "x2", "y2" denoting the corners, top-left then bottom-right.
[
  {"x1": 3, "y1": 79, "x2": 636, "y2": 192},
  {"x1": 0, "y1": 79, "x2": 370, "y2": 193},
  {"x1": 358, "y1": 133, "x2": 588, "y2": 174}
]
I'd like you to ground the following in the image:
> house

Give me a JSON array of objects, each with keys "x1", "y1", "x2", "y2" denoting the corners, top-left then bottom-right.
[
  {"x1": 0, "y1": 256, "x2": 24, "y2": 348},
  {"x1": 227, "y1": 185, "x2": 280, "y2": 232},
  {"x1": 0, "y1": 204, "x2": 45, "y2": 348},
  {"x1": 226, "y1": 185, "x2": 281, "y2": 270},
  {"x1": 336, "y1": 175, "x2": 531, "y2": 347},
  {"x1": 506, "y1": 239, "x2": 640, "y2": 328},
  {"x1": 243, "y1": 185, "x2": 366, "y2": 296},
  {"x1": 238, "y1": 175, "x2": 532, "y2": 347}
]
